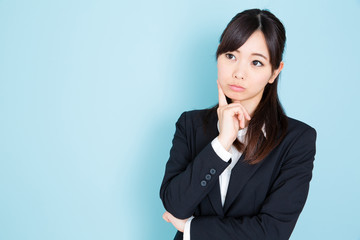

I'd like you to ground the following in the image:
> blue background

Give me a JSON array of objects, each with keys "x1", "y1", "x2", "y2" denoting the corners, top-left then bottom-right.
[{"x1": 1, "y1": 0, "x2": 359, "y2": 239}]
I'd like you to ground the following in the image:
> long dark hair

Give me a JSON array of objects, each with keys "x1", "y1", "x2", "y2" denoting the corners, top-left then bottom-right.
[{"x1": 210, "y1": 9, "x2": 288, "y2": 164}]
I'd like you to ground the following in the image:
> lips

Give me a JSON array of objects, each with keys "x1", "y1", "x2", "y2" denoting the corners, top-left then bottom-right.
[{"x1": 229, "y1": 84, "x2": 245, "y2": 92}]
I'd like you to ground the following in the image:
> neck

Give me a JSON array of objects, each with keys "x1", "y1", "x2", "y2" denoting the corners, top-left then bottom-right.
[
  {"x1": 231, "y1": 98, "x2": 261, "y2": 128},
  {"x1": 232, "y1": 99, "x2": 260, "y2": 117}
]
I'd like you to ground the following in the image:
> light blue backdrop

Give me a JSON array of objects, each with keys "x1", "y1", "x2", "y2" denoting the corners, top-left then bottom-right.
[{"x1": 1, "y1": 0, "x2": 359, "y2": 239}]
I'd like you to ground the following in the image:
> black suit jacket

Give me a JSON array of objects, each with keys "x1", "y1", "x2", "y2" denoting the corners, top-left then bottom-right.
[{"x1": 160, "y1": 108, "x2": 317, "y2": 240}]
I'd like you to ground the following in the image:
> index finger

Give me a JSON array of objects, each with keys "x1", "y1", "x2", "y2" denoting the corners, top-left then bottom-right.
[{"x1": 217, "y1": 80, "x2": 227, "y2": 107}]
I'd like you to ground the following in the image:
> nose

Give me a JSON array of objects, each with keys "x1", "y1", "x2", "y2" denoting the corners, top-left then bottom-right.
[{"x1": 233, "y1": 61, "x2": 246, "y2": 80}]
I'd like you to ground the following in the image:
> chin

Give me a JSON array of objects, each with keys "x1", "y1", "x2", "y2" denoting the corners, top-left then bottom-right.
[{"x1": 225, "y1": 91, "x2": 243, "y2": 103}]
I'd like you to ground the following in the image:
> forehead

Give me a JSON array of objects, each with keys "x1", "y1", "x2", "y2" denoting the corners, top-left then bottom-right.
[{"x1": 236, "y1": 30, "x2": 270, "y2": 59}]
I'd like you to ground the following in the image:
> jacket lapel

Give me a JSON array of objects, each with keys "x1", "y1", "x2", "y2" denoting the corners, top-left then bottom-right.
[
  {"x1": 223, "y1": 156, "x2": 264, "y2": 213},
  {"x1": 207, "y1": 180, "x2": 224, "y2": 217}
]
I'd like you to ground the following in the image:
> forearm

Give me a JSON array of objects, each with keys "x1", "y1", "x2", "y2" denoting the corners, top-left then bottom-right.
[{"x1": 160, "y1": 143, "x2": 229, "y2": 219}]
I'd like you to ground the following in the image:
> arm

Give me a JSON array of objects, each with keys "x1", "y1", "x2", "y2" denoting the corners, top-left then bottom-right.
[
  {"x1": 189, "y1": 127, "x2": 317, "y2": 240},
  {"x1": 164, "y1": 136, "x2": 231, "y2": 238},
  {"x1": 159, "y1": 111, "x2": 230, "y2": 219}
]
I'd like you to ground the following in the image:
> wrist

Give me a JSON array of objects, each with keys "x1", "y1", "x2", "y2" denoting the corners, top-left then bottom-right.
[{"x1": 218, "y1": 135, "x2": 232, "y2": 151}]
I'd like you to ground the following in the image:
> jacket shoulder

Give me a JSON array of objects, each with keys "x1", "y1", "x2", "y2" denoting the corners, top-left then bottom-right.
[
  {"x1": 286, "y1": 116, "x2": 316, "y2": 135},
  {"x1": 178, "y1": 107, "x2": 217, "y2": 130},
  {"x1": 283, "y1": 117, "x2": 317, "y2": 150}
]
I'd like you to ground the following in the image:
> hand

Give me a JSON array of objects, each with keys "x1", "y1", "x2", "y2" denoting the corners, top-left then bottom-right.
[
  {"x1": 162, "y1": 211, "x2": 188, "y2": 233},
  {"x1": 217, "y1": 80, "x2": 251, "y2": 151}
]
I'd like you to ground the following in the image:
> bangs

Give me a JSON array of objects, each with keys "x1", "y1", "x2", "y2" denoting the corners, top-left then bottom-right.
[{"x1": 216, "y1": 13, "x2": 261, "y2": 58}]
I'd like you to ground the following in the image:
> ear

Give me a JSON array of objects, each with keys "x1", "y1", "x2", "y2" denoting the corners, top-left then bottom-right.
[{"x1": 268, "y1": 61, "x2": 284, "y2": 84}]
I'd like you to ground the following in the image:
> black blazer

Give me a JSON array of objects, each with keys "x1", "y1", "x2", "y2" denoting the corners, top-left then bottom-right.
[{"x1": 160, "y1": 108, "x2": 317, "y2": 240}]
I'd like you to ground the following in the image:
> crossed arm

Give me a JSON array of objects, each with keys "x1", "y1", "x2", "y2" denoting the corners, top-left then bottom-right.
[{"x1": 160, "y1": 110, "x2": 317, "y2": 239}]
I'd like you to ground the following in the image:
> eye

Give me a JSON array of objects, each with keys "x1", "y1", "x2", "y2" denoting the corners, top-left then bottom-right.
[
  {"x1": 252, "y1": 60, "x2": 263, "y2": 67},
  {"x1": 225, "y1": 53, "x2": 236, "y2": 60}
]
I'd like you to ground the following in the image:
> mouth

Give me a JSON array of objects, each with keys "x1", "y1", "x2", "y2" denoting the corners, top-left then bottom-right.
[{"x1": 229, "y1": 84, "x2": 245, "y2": 92}]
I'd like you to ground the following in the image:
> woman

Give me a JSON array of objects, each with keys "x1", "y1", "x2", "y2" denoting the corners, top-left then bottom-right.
[{"x1": 160, "y1": 8, "x2": 316, "y2": 240}]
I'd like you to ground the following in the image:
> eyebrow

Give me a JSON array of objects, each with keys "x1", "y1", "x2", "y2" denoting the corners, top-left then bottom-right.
[
  {"x1": 234, "y1": 50, "x2": 268, "y2": 60},
  {"x1": 251, "y1": 53, "x2": 268, "y2": 60}
]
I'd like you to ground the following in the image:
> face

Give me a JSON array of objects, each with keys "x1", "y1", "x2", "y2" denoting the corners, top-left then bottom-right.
[{"x1": 217, "y1": 30, "x2": 283, "y2": 111}]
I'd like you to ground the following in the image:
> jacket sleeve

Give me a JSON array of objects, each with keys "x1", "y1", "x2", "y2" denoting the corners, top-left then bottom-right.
[
  {"x1": 189, "y1": 127, "x2": 317, "y2": 240},
  {"x1": 159, "y1": 111, "x2": 230, "y2": 219}
]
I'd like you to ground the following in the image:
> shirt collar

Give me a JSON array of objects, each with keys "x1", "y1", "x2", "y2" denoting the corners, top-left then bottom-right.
[{"x1": 216, "y1": 121, "x2": 266, "y2": 139}]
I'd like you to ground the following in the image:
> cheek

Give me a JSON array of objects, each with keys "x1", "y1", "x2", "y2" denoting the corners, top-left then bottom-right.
[
  {"x1": 250, "y1": 70, "x2": 273, "y2": 86},
  {"x1": 217, "y1": 63, "x2": 230, "y2": 80},
  {"x1": 216, "y1": 67, "x2": 228, "y2": 91},
  {"x1": 217, "y1": 62, "x2": 222, "y2": 77},
  {"x1": 217, "y1": 69, "x2": 225, "y2": 81}
]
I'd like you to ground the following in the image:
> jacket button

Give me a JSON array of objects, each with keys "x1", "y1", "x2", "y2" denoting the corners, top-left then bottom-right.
[
  {"x1": 201, "y1": 180, "x2": 207, "y2": 187},
  {"x1": 205, "y1": 174, "x2": 211, "y2": 180},
  {"x1": 210, "y1": 168, "x2": 216, "y2": 175}
]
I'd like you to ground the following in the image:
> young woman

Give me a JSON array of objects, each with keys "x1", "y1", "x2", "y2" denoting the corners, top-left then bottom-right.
[{"x1": 160, "y1": 9, "x2": 317, "y2": 240}]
